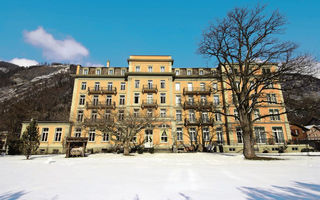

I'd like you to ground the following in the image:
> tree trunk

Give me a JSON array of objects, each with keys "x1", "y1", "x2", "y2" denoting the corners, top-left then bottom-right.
[
  {"x1": 123, "y1": 141, "x2": 130, "y2": 156},
  {"x1": 26, "y1": 154, "x2": 30, "y2": 160},
  {"x1": 242, "y1": 120, "x2": 256, "y2": 159}
]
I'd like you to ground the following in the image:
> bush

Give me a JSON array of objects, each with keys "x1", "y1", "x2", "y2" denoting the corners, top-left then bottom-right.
[
  {"x1": 262, "y1": 150, "x2": 269, "y2": 153},
  {"x1": 149, "y1": 147, "x2": 155, "y2": 154},
  {"x1": 7, "y1": 137, "x2": 23, "y2": 155},
  {"x1": 278, "y1": 147, "x2": 285, "y2": 153},
  {"x1": 138, "y1": 147, "x2": 144, "y2": 154}
]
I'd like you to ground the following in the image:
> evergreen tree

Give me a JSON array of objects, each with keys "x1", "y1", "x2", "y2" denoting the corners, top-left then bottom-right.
[{"x1": 21, "y1": 119, "x2": 40, "y2": 159}]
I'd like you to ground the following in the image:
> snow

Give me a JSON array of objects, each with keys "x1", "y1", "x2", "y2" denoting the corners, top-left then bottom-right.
[{"x1": 0, "y1": 153, "x2": 320, "y2": 200}]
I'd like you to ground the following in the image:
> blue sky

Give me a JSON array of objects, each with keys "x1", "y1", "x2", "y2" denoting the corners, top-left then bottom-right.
[{"x1": 0, "y1": 0, "x2": 319, "y2": 67}]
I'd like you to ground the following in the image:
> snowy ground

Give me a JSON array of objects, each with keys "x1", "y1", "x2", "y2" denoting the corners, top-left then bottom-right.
[{"x1": 1, "y1": 153, "x2": 320, "y2": 200}]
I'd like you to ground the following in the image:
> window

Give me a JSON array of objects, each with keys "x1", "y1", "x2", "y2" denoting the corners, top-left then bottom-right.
[
  {"x1": 216, "y1": 127, "x2": 223, "y2": 143},
  {"x1": 254, "y1": 109, "x2": 260, "y2": 120},
  {"x1": 83, "y1": 69, "x2": 88, "y2": 75},
  {"x1": 175, "y1": 95, "x2": 181, "y2": 105},
  {"x1": 106, "y1": 95, "x2": 112, "y2": 105},
  {"x1": 273, "y1": 127, "x2": 284, "y2": 143},
  {"x1": 200, "y1": 95, "x2": 207, "y2": 104},
  {"x1": 214, "y1": 95, "x2": 220, "y2": 105},
  {"x1": 202, "y1": 112, "x2": 209, "y2": 123},
  {"x1": 81, "y1": 82, "x2": 87, "y2": 90},
  {"x1": 187, "y1": 83, "x2": 193, "y2": 91},
  {"x1": 148, "y1": 66, "x2": 153, "y2": 72},
  {"x1": 177, "y1": 128, "x2": 183, "y2": 141},
  {"x1": 176, "y1": 110, "x2": 182, "y2": 121},
  {"x1": 200, "y1": 83, "x2": 205, "y2": 91},
  {"x1": 236, "y1": 127, "x2": 243, "y2": 143},
  {"x1": 160, "y1": 93, "x2": 166, "y2": 104},
  {"x1": 75, "y1": 128, "x2": 81, "y2": 137},
  {"x1": 135, "y1": 80, "x2": 140, "y2": 88},
  {"x1": 121, "y1": 69, "x2": 126, "y2": 75},
  {"x1": 266, "y1": 81, "x2": 274, "y2": 89},
  {"x1": 189, "y1": 128, "x2": 196, "y2": 141},
  {"x1": 255, "y1": 127, "x2": 266, "y2": 143},
  {"x1": 188, "y1": 95, "x2": 194, "y2": 104},
  {"x1": 175, "y1": 70, "x2": 180, "y2": 75},
  {"x1": 160, "y1": 66, "x2": 165, "y2": 72},
  {"x1": 235, "y1": 81, "x2": 240, "y2": 90},
  {"x1": 120, "y1": 95, "x2": 125, "y2": 105},
  {"x1": 121, "y1": 82, "x2": 125, "y2": 90},
  {"x1": 136, "y1": 66, "x2": 140, "y2": 72},
  {"x1": 147, "y1": 109, "x2": 153, "y2": 117},
  {"x1": 212, "y1": 83, "x2": 217, "y2": 91},
  {"x1": 145, "y1": 80, "x2": 152, "y2": 89},
  {"x1": 54, "y1": 128, "x2": 62, "y2": 142},
  {"x1": 107, "y1": 82, "x2": 113, "y2": 91},
  {"x1": 134, "y1": 93, "x2": 140, "y2": 104},
  {"x1": 89, "y1": 129, "x2": 95, "y2": 141},
  {"x1": 160, "y1": 109, "x2": 166, "y2": 118},
  {"x1": 161, "y1": 131, "x2": 168, "y2": 142},
  {"x1": 105, "y1": 110, "x2": 111, "y2": 120},
  {"x1": 94, "y1": 82, "x2": 100, "y2": 91},
  {"x1": 160, "y1": 80, "x2": 165, "y2": 89},
  {"x1": 96, "y1": 69, "x2": 101, "y2": 75},
  {"x1": 203, "y1": 128, "x2": 210, "y2": 141},
  {"x1": 234, "y1": 109, "x2": 239, "y2": 120},
  {"x1": 199, "y1": 70, "x2": 203, "y2": 75},
  {"x1": 91, "y1": 110, "x2": 98, "y2": 120},
  {"x1": 109, "y1": 69, "x2": 113, "y2": 75},
  {"x1": 77, "y1": 110, "x2": 83, "y2": 122},
  {"x1": 93, "y1": 95, "x2": 99, "y2": 105},
  {"x1": 267, "y1": 94, "x2": 277, "y2": 104},
  {"x1": 187, "y1": 70, "x2": 192, "y2": 75},
  {"x1": 262, "y1": 68, "x2": 271, "y2": 74},
  {"x1": 215, "y1": 112, "x2": 222, "y2": 121},
  {"x1": 134, "y1": 109, "x2": 139, "y2": 117},
  {"x1": 189, "y1": 110, "x2": 195, "y2": 122},
  {"x1": 41, "y1": 128, "x2": 49, "y2": 142},
  {"x1": 79, "y1": 95, "x2": 85, "y2": 105},
  {"x1": 103, "y1": 133, "x2": 109, "y2": 141},
  {"x1": 147, "y1": 94, "x2": 153, "y2": 103},
  {"x1": 119, "y1": 110, "x2": 124, "y2": 120},
  {"x1": 269, "y1": 109, "x2": 280, "y2": 121},
  {"x1": 175, "y1": 83, "x2": 180, "y2": 91}
]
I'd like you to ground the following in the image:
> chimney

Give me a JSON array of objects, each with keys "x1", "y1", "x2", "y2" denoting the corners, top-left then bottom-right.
[{"x1": 107, "y1": 60, "x2": 110, "y2": 68}]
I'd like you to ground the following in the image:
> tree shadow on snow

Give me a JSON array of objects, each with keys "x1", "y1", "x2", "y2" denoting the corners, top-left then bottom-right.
[
  {"x1": 239, "y1": 181, "x2": 320, "y2": 200},
  {"x1": 0, "y1": 191, "x2": 28, "y2": 200}
]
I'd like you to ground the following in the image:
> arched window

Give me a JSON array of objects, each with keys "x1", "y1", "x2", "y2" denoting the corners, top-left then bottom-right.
[{"x1": 161, "y1": 131, "x2": 168, "y2": 143}]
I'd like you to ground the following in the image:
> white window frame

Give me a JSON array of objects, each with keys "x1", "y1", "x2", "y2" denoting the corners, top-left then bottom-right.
[
  {"x1": 177, "y1": 128, "x2": 183, "y2": 141},
  {"x1": 54, "y1": 128, "x2": 62, "y2": 142},
  {"x1": 41, "y1": 128, "x2": 49, "y2": 142},
  {"x1": 81, "y1": 82, "x2": 87, "y2": 90}
]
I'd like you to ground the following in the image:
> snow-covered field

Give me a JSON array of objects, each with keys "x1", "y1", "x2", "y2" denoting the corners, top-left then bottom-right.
[{"x1": 1, "y1": 153, "x2": 320, "y2": 200}]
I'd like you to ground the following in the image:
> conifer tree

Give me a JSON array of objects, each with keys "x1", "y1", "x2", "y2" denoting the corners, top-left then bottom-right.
[{"x1": 21, "y1": 119, "x2": 40, "y2": 159}]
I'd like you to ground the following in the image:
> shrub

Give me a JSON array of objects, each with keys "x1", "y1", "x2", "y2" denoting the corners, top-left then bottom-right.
[
  {"x1": 138, "y1": 147, "x2": 144, "y2": 154},
  {"x1": 262, "y1": 150, "x2": 269, "y2": 153},
  {"x1": 149, "y1": 147, "x2": 155, "y2": 154}
]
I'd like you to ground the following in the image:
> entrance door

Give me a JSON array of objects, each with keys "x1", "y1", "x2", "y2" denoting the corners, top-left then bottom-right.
[{"x1": 144, "y1": 130, "x2": 153, "y2": 148}]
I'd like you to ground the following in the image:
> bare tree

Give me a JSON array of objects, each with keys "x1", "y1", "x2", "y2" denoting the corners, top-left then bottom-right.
[
  {"x1": 95, "y1": 110, "x2": 158, "y2": 156},
  {"x1": 198, "y1": 5, "x2": 313, "y2": 159}
]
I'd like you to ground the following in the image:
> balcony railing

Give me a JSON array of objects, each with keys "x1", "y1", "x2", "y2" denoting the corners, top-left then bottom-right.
[
  {"x1": 184, "y1": 117, "x2": 214, "y2": 126},
  {"x1": 183, "y1": 87, "x2": 212, "y2": 95},
  {"x1": 183, "y1": 101, "x2": 198, "y2": 109},
  {"x1": 142, "y1": 85, "x2": 158, "y2": 93},
  {"x1": 83, "y1": 117, "x2": 114, "y2": 127},
  {"x1": 86, "y1": 101, "x2": 116, "y2": 109},
  {"x1": 88, "y1": 87, "x2": 117, "y2": 95},
  {"x1": 141, "y1": 100, "x2": 158, "y2": 109}
]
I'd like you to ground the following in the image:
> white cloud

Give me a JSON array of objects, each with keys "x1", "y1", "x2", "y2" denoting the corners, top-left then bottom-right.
[
  {"x1": 9, "y1": 58, "x2": 39, "y2": 67},
  {"x1": 84, "y1": 62, "x2": 104, "y2": 67},
  {"x1": 24, "y1": 27, "x2": 89, "y2": 62}
]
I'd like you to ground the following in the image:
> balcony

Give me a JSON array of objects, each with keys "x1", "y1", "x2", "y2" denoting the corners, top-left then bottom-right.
[
  {"x1": 184, "y1": 118, "x2": 200, "y2": 126},
  {"x1": 86, "y1": 101, "x2": 116, "y2": 109},
  {"x1": 141, "y1": 100, "x2": 158, "y2": 109},
  {"x1": 142, "y1": 85, "x2": 158, "y2": 93},
  {"x1": 83, "y1": 117, "x2": 114, "y2": 127},
  {"x1": 200, "y1": 117, "x2": 214, "y2": 126},
  {"x1": 88, "y1": 87, "x2": 117, "y2": 95},
  {"x1": 183, "y1": 87, "x2": 212, "y2": 95},
  {"x1": 198, "y1": 101, "x2": 214, "y2": 111},
  {"x1": 183, "y1": 101, "x2": 198, "y2": 109},
  {"x1": 183, "y1": 101, "x2": 214, "y2": 110}
]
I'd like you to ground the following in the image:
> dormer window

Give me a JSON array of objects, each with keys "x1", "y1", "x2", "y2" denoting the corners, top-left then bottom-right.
[
  {"x1": 199, "y1": 70, "x2": 203, "y2": 75},
  {"x1": 121, "y1": 69, "x2": 126, "y2": 75},
  {"x1": 83, "y1": 69, "x2": 88, "y2": 75},
  {"x1": 160, "y1": 66, "x2": 165, "y2": 72},
  {"x1": 148, "y1": 66, "x2": 153, "y2": 72},
  {"x1": 109, "y1": 69, "x2": 113, "y2": 75},
  {"x1": 96, "y1": 69, "x2": 101, "y2": 75},
  {"x1": 175, "y1": 70, "x2": 180, "y2": 75},
  {"x1": 136, "y1": 66, "x2": 140, "y2": 72},
  {"x1": 187, "y1": 70, "x2": 192, "y2": 75}
]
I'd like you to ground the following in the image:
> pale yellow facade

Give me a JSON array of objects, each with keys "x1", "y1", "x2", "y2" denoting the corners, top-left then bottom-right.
[{"x1": 21, "y1": 55, "x2": 302, "y2": 154}]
